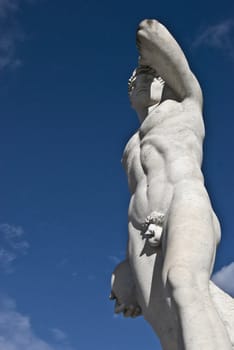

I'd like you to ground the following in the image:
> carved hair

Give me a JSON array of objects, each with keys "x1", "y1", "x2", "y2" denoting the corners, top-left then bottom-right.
[{"x1": 128, "y1": 65, "x2": 165, "y2": 93}]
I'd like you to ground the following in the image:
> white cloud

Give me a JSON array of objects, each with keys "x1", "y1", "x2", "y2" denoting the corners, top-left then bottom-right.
[
  {"x1": 193, "y1": 19, "x2": 234, "y2": 56},
  {"x1": 212, "y1": 262, "x2": 234, "y2": 297},
  {"x1": 0, "y1": 223, "x2": 29, "y2": 273},
  {"x1": 0, "y1": 295, "x2": 75, "y2": 350},
  {"x1": 0, "y1": 295, "x2": 53, "y2": 350}
]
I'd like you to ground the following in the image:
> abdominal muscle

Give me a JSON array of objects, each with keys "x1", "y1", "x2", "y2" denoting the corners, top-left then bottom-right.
[{"x1": 128, "y1": 175, "x2": 173, "y2": 230}]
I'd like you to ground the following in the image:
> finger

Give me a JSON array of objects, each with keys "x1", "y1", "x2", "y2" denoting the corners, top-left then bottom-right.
[
  {"x1": 124, "y1": 305, "x2": 134, "y2": 317},
  {"x1": 144, "y1": 229, "x2": 154, "y2": 238},
  {"x1": 115, "y1": 303, "x2": 126, "y2": 314},
  {"x1": 132, "y1": 306, "x2": 142, "y2": 318}
]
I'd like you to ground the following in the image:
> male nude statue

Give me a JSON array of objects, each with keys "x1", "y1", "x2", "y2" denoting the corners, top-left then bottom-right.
[{"x1": 110, "y1": 20, "x2": 233, "y2": 350}]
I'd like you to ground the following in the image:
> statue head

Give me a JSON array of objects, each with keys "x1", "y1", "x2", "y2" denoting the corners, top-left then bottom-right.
[{"x1": 128, "y1": 65, "x2": 165, "y2": 113}]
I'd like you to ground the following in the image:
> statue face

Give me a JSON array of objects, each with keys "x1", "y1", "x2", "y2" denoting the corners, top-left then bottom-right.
[{"x1": 129, "y1": 73, "x2": 164, "y2": 110}]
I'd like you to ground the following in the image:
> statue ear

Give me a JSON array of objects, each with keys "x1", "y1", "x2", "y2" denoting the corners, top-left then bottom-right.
[{"x1": 162, "y1": 84, "x2": 180, "y2": 102}]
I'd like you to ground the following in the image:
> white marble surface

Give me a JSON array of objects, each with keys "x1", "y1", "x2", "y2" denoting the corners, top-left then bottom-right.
[{"x1": 110, "y1": 19, "x2": 234, "y2": 349}]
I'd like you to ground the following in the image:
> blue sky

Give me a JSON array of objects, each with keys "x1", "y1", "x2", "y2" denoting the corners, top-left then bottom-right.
[{"x1": 0, "y1": 0, "x2": 234, "y2": 349}]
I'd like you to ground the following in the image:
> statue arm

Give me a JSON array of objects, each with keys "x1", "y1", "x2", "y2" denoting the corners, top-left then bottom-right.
[{"x1": 137, "y1": 19, "x2": 203, "y2": 107}]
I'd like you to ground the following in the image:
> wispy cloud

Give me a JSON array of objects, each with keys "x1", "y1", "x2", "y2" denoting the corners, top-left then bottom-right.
[
  {"x1": 57, "y1": 258, "x2": 69, "y2": 268},
  {"x1": 0, "y1": 223, "x2": 29, "y2": 273},
  {"x1": 0, "y1": 0, "x2": 37, "y2": 71},
  {"x1": 108, "y1": 251, "x2": 126, "y2": 266},
  {"x1": 0, "y1": 0, "x2": 19, "y2": 18},
  {"x1": 193, "y1": 19, "x2": 234, "y2": 57},
  {"x1": 212, "y1": 262, "x2": 234, "y2": 297},
  {"x1": 87, "y1": 274, "x2": 96, "y2": 281},
  {"x1": 0, "y1": 0, "x2": 23, "y2": 70},
  {"x1": 108, "y1": 255, "x2": 121, "y2": 265},
  {"x1": 0, "y1": 248, "x2": 16, "y2": 272},
  {"x1": 51, "y1": 328, "x2": 67, "y2": 342},
  {"x1": 0, "y1": 294, "x2": 75, "y2": 350},
  {"x1": 0, "y1": 294, "x2": 53, "y2": 350}
]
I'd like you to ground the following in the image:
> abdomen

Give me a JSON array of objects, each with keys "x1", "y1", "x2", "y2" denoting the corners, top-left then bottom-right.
[{"x1": 128, "y1": 176, "x2": 173, "y2": 230}]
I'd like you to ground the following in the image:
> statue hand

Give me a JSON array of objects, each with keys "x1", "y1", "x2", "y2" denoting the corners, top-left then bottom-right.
[
  {"x1": 110, "y1": 291, "x2": 142, "y2": 318},
  {"x1": 110, "y1": 260, "x2": 142, "y2": 318},
  {"x1": 136, "y1": 19, "x2": 160, "y2": 67},
  {"x1": 144, "y1": 223, "x2": 163, "y2": 247}
]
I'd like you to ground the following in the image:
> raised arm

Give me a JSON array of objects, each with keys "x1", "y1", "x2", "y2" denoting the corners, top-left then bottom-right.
[{"x1": 137, "y1": 19, "x2": 203, "y2": 107}]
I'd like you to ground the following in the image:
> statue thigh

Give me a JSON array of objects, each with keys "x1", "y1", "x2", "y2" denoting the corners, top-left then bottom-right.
[{"x1": 161, "y1": 181, "x2": 217, "y2": 296}]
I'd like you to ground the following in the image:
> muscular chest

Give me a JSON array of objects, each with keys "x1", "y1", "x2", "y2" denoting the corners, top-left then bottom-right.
[
  {"x1": 122, "y1": 102, "x2": 204, "y2": 186},
  {"x1": 139, "y1": 103, "x2": 204, "y2": 163}
]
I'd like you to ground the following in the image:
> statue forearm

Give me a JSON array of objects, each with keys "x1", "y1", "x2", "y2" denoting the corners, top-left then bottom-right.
[{"x1": 137, "y1": 19, "x2": 202, "y2": 106}]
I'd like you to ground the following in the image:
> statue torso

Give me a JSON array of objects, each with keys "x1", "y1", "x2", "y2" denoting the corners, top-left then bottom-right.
[{"x1": 122, "y1": 99, "x2": 205, "y2": 229}]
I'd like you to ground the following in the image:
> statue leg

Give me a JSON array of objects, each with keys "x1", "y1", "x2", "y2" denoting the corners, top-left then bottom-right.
[
  {"x1": 162, "y1": 181, "x2": 232, "y2": 350},
  {"x1": 209, "y1": 281, "x2": 234, "y2": 348},
  {"x1": 127, "y1": 223, "x2": 180, "y2": 350}
]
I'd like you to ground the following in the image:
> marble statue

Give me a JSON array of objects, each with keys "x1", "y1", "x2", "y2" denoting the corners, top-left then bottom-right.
[{"x1": 110, "y1": 19, "x2": 234, "y2": 349}]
